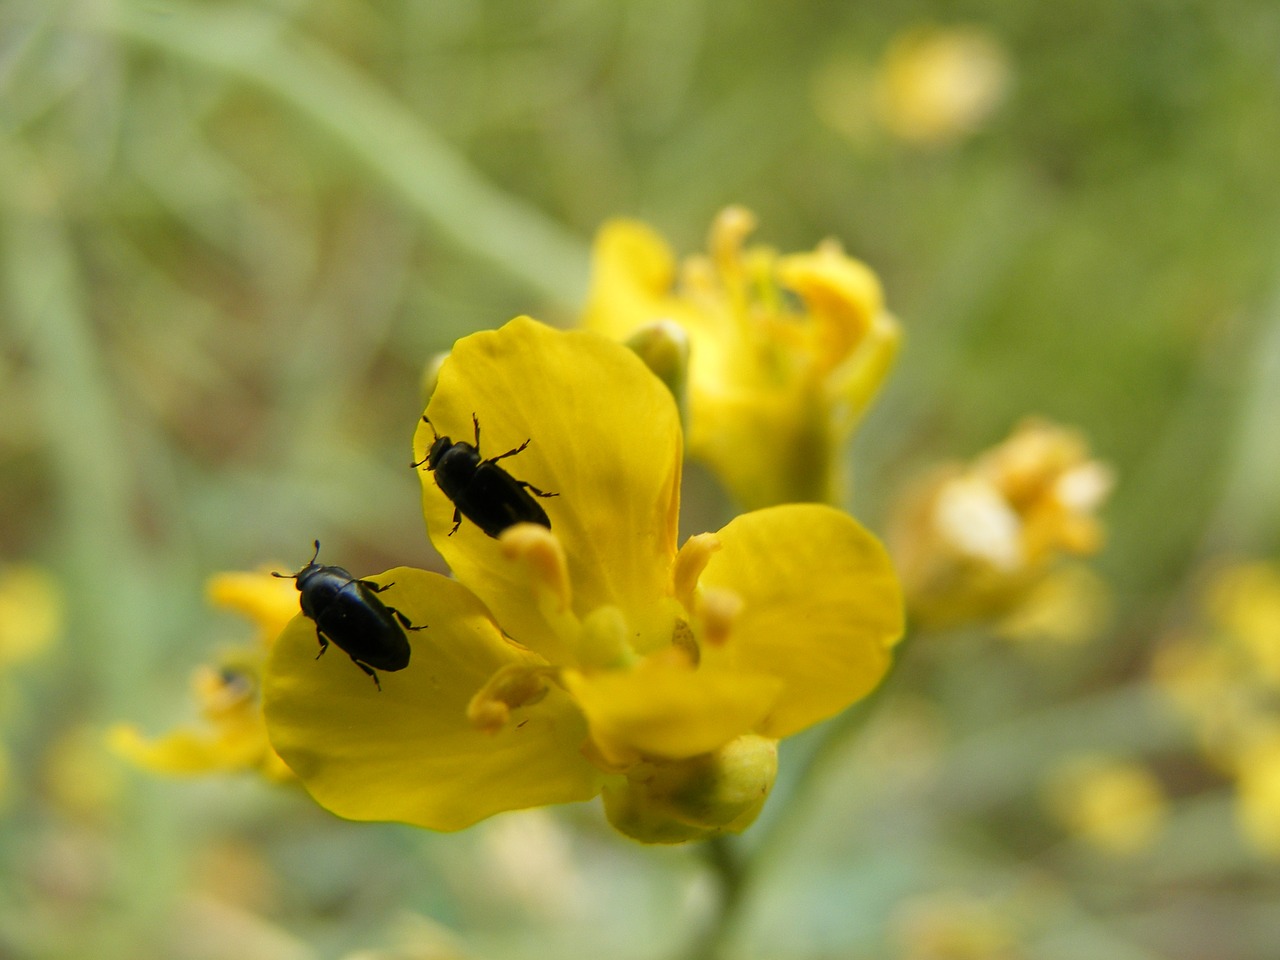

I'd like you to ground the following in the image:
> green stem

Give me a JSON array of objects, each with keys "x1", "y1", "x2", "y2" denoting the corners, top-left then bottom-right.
[
  {"x1": 679, "y1": 651, "x2": 912, "y2": 960},
  {"x1": 682, "y1": 836, "x2": 748, "y2": 960}
]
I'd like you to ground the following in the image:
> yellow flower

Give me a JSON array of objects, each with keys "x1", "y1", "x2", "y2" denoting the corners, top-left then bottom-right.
[
  {"x1": 1234, "y1": 732, "x2": 1280, "y2": 859},
  {"x1": 1153, "y1": 561, "x2": 1280, "y2": 763},
  {"x1": 0, "y1": 563, "x2": 64, "y2": 667},
  {"x1": 891, "y1": 890, "x2": 1022, "y2": 960},
  {"x1": 582, "y1": 207, "x2": 900, "y2": 510},
  {"x1": 995, "y1": 563, "x2": 1111, "y2": 647},
  {"x1": 889, "y1": 418, "x2": 1113, "y2": 629},
  {"x1": 872, "y1": 25, "x2": 1011, "y2": 146},
  {"x1": 263, "y1": 317, "x2": 903, "y2": 843},
  {"x1": 110, "y1": 570, "x2": 298, "y2": 781},
  {"x1": 1041, "y1": 754, "x2": 1167, "y2": 857},
  {"x1": 1206, "y1": 562, "x2": 1280, "y2": 687},
  {"x1": 1153, "y1": 559, "x2": 1280, "y2": 841}
]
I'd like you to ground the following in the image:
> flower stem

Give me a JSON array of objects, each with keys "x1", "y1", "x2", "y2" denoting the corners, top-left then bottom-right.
[{"x1": 682, "y1": 835, "x2": 748, "y2": 960}]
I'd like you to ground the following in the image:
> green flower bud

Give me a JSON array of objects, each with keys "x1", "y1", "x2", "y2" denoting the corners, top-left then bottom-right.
[
  {"x1": 624, "y1": 321, "x2": 690, "y2": 430},
  {"x1": 602, "y1": 735, "x2": 778, "y2": 844}
]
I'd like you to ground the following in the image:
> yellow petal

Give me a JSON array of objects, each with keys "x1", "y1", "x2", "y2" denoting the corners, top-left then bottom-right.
[
  {"x1": 777, "y1": 243, "x2": 886, "y2": 372},
  {"x1": 262, "y1": 567, "x2": 600, "y2": 830},
  {"x1": 415, "y1": 318, "x2": 682, "y2": 659},
  {"x1": 108, "y1": 722, "x2": 271, "y2": 776},
  {"x1": 698, "y1": 504, "x2": 904, "y2": 738},
  {"x1": 562, "y1": 659, "x2": 782, "y2": 763},
  {"x1": 582, "y1": 219, "x2": 679, "y2": 340}
]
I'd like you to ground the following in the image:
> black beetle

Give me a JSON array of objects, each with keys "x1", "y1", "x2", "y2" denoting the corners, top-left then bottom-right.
[
  {"x1": 411, "y1": 413, "x2": 558, "y2": 539},
  {"x1": 273, "y1": 541, "x2": 423, "y2": 690}
]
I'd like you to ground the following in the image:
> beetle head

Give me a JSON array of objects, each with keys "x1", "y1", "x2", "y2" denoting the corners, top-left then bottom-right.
[
  {"x1": 273, "y1": 540, "x2": 322, "y2": 588},
  {"x1": 427, "y1": 434, "x2": 454, "y2": 470}
]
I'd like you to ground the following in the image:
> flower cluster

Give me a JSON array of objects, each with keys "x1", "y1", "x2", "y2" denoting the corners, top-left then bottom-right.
[{"x1": 262, "y1": 318, "x2": 903, "y2": 842}]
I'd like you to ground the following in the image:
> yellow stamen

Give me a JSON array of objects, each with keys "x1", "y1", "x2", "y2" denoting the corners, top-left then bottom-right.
[
  {"x1": 672, "y1": 533, "x2": 721, "y2": 613},
  {"x1": 501, "y1": 523, "x2": 573, "y2": 613},
  {"x1": 467, "y1": 664, "x2": 557, "y2": 734}
]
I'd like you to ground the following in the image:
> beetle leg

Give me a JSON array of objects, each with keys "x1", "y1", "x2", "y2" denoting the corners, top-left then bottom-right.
[
  {"x1": 488, "y1": 437, "x2": 532, "y2": 463},
  {"x1": 350, "y1": 658, "x2": 382, "y2": 691},
  {"x1": 388, "y1": 607, "x2": 428, "y2": 631},
  {"x1": 358, "y1": 579, "x2": 392, "y2": 593},
  {"x1": 314, "y1": 629, "x2": 330, "y2": 659},
  {"x1": 471, "y1": 412, "x2": 481, "y2": 450},
  {"x1": 521, "y1": 480, "x2": 559, "y2": 499},
  {"x1": 449, "y1": 505, "x2": 462, "y2": 536}
]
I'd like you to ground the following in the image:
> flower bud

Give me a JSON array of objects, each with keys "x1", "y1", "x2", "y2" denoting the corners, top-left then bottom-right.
[{"x1": 601, "y1": 734, "x2": 778, "y2": 844}]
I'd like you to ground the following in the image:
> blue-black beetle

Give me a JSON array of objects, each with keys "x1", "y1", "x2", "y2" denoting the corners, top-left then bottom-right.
[
  {"x1": 411, "y1": 413, "x2": 558, "y2": 539},
  {"x1": 273, "y1": 541, "x2": 423, "y2": 690}
]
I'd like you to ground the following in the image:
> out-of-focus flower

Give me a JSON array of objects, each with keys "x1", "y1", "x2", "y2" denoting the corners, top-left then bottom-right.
[
  {"x1": 1153, "y1": 559, "x2": 1280, "y2": 857},
  {"x1": 264, "y1": 318, "x2": 903, "y2": 843},
  {"x1": 110, "y1": 571, "x2": 298, "y2": 781},
  {"x1": 0, "y1": 563, "x2": 64, "y2": 667},
  {"x1": 44, "y1": 725, "x2": 125, "y2": 822},
  {"x1": 892, "y1": 890, "x2": 1022, "y2": 960},
  {"x1": 1154, "y1": 561, "x2": 1280, "y2": 767},
  {"x1": 0, "y1": 563, "x2": 64, "y2": 810},
  {"x1": 582, "y1": 206, "x2": 900, "y2": 509},
  {"x1": 889, "y1": 418, "x2": 1114, "y2": 630},
  {"x1": 1041, "y1": 754, "x2": 1167, "y2": 856},
  {"x1": 873, "y1": 25, "x2": 1011, "y2": 146},
  {"x1": 996, "y1": 563, "x2": 1112, "y2": 647},
  {"x1": 1234, "y1": 732, "x2": 1280, "y2": 858},
  {"x1": 1206, "y1": 562, "x2": 1280, "y2": 686}
]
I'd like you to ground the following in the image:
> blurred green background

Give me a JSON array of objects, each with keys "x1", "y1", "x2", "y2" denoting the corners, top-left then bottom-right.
[{"x1": 3, "y1": 1, "x2": 1280, "y2": 958}]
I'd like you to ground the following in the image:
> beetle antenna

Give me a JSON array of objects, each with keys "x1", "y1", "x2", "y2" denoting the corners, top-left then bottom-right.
[
  {"x1": 272, "y1": 540, "x2": 322, "y2": 581},
  {"x1": 410, "y1": 417, "x2": 441, "y2": 469}
]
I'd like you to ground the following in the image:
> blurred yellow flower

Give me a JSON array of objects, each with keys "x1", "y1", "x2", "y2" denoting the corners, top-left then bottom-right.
[
  {"x1": 45, "y1": 725, "x2": 126, "y2": 822},
  {"x1": 892, "y1": 890, "x2": 1022, "y2": 960},
  {"x1": 264, "y1": 318, "x2": 903, "y2": 843},
  {"x1": 110, "y1": 570, "x2": 298, "y2": 782},
  {"x1": 0, "y1": 563, "x2": 64, "y2": 667},
  {"x1": 873, "y1": 25, "x2": 1011, "y2": 146},
  {"x1": 1154, "y1": 561, "x2": 1280, "y2": 764},
  {"x1": 889, "y1": 418, "x2": 1113, "y2": 630},
  {"x1": 996, "y1": 563, "x2": 1112, "y2": 647},
  {"x1": 1041, "y1": 754, "x2": 1167, "y2": 856},
  {"x1": 582, "y1": 206, "x2": 900, "y2": 509},
  {"x1": 1153, "y1": 559, "x2": 1280, "y2": 857},
  {"x1": 1207, "y1": 562, "x2": 1280, "y2": 686},
  {"x1": 1234, "y1": 733, "x2": 1280, "y2": 858}
]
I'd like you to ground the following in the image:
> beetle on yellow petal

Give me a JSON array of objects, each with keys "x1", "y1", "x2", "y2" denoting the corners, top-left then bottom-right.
[{"x1": 263, "y1": 317, "x2": 904, "y2": 843}]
